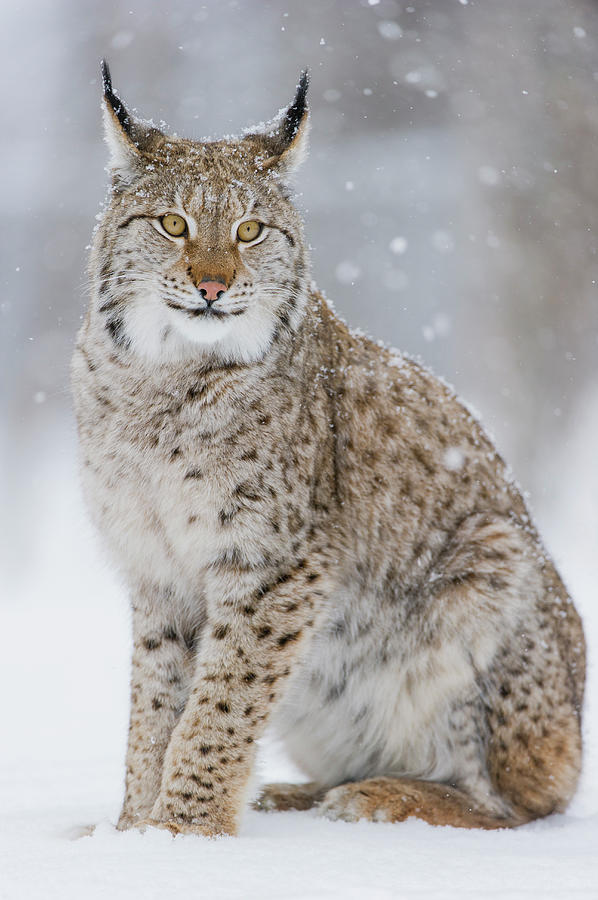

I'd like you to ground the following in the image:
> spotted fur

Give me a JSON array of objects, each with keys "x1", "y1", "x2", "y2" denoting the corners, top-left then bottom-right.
[{"x1": 71, "y1": 64, "x2": 585, "y2": 836}]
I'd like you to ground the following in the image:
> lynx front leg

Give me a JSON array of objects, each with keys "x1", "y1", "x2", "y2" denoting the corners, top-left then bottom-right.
[
  {"x1": 149, "y1": 556, "x2": 331, "y2": 836},
  {"x1": 118, "y1": 591, "x2": 192, "y2": 829}
]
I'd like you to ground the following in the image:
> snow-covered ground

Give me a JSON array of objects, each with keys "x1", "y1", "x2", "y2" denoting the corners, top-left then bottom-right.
[{"x1": 1, "y1": 412, "x2": 597, "y2": 900}]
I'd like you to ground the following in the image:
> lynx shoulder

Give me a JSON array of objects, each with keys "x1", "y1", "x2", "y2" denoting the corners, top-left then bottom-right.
[{"x1": 71, "y1": 61, "x2": 585, "y2": 836}]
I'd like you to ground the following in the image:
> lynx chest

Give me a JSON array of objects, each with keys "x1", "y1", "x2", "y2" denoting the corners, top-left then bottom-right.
[{"x1": 76, "y1": 372, "x2": 290, "y2": 593}]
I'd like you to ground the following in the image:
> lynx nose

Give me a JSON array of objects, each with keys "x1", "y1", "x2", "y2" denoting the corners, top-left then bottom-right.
[{"x1": 197, "y1": 280, "x2": 227, "y2": 304}]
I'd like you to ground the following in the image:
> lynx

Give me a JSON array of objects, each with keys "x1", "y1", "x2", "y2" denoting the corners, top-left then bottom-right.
[{"x1": 71, "y1": 61, "x2": 585, "y2": 836}]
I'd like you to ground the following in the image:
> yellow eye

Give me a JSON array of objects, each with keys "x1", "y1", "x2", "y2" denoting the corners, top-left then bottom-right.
[
  {"x1": 161, "y1": 214, "x2": 187, "y2": 237},
  {"x1": 237, "y1": 220, "x2": 263, "y2": 242}
]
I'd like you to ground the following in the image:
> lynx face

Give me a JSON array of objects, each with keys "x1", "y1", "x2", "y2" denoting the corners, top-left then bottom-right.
[{"x1": 93, "y1": 65, "x2": 310, "y2": 366}]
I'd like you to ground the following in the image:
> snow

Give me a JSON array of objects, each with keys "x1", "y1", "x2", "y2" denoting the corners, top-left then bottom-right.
[
  {"x1": 443, "y1": 447, "x2": 465, "y2": 471},
  {"x1": 1, "y1": 420, "x2": 597, "y2": 900},
  {"x1": 377, "y1": 21, "x2": 403, "y2": 41},
  {"x1": 431, "y1": 230, "x2": 456, "y2": 254},
  {"x1": 478, "y1": 165, "x2": 501, "y2": 187},
  {"x1": 389, "y1": 236, "x2": 408, "y2": 255},
  {"x1": 335, "y1": 260, "x2": 362, "y2": 285}
]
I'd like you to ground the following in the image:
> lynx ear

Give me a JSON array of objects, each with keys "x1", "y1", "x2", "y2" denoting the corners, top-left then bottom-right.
[
  {"x1": 101, "y1": 59, "x2": 166, "y2": 188},
  {"x1": 251, "y1": 70, "x2": 310, "y2": 175},
  {"x1": 100, "y1": 59, "x2": 142, "y2": 183}
]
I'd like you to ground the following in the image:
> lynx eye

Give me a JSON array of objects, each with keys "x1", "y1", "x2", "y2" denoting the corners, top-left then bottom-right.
[
  {"x1": 237, "y1": 220, "x2": 263, "y2": 243},
  {"x1": 161, "y1": 214, "x2": 187, "y2": 237}
]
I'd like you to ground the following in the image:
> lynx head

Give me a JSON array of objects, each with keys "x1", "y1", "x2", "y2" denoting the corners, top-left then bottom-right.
[{"x1": 92, "y1": 60, "x2": 310, "y2": 365}]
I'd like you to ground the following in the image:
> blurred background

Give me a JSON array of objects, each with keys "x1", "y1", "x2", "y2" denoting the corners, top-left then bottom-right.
[{"x1": 1, "y1": 1, "x2": 597, "y2": 777}]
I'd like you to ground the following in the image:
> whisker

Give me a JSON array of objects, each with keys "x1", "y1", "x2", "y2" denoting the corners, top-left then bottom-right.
[{"x1": 79, "y1": 272, "x2": 159, "y2": 292}]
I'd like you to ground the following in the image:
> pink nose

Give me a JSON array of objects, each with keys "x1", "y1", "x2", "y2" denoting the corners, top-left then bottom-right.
[{"x1": 197, "y1": 280, "x2": 227, "y2": 303}]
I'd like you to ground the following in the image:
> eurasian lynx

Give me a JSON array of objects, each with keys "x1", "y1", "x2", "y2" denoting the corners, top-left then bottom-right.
[{"x1": 72, "y1": 61, "x2": 585, "y2": 836}]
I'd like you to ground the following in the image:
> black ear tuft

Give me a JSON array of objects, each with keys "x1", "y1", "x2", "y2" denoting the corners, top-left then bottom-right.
[
  {"x1": 101, "y1": 58, "x2": 131, "y2": 135},
  {"x1": 281, "y1": 69, "x2": 309, "y2": 144}
]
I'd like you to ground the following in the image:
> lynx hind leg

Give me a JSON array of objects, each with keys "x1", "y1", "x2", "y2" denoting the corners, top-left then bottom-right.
[
  {"x1": 486, "y1": 638, "x2": 583, "y2": 821},
  {"x1": 253, "y1": 782, "x2": 325, "y2": 812},
  {"x1": 318, "y1": 778, "x2": 519, "y2": 829},
  {"x1": 317, "y1": 648, "x2": 583, "y2": 829}
]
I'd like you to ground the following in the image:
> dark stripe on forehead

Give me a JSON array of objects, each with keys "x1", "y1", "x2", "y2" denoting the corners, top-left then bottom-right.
[{"x1": 220, "y1": 186, "x2": 248, "y2": 219}]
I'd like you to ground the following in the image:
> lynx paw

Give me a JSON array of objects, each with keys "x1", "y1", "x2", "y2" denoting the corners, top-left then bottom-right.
[
  {"x1": 130, "y1": 816, "x2": 225, "y2": 837},
  {"x1": 318, "y1": 781, "x2": 399, "y2": 823},
  {"x1": 117, "y1": 812, "x2": 150, "y2": 831},
  {"x1": 253, "y1": 782, "x2": 324, "y2": 812}
]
